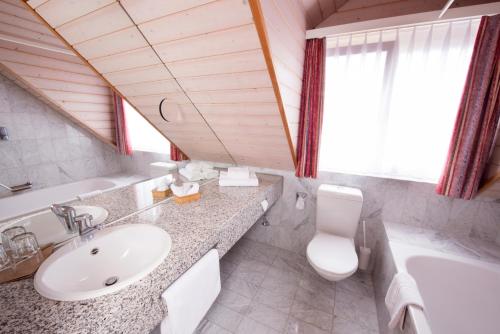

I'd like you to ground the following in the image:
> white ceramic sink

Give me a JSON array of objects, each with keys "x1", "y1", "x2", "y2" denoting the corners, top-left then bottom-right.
[
  {"x1": 34, "y1": 224, "x2": 171, "y2": 301},
  {"x1": 0, "y1": 206, "x2": 108, "y2": 248}
]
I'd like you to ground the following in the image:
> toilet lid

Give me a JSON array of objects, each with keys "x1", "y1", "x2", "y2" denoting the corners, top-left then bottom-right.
[{"x1": 307, "y1": 233, "x2": 358, "y2": 275}]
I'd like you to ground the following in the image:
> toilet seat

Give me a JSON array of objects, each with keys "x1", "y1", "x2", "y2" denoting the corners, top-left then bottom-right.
[{"x1": 306, "y1": 232, "x2": 358, "y2": 281}]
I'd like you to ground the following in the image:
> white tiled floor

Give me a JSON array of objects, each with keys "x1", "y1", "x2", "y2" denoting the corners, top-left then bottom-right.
[{"x1": 194, "y1": 238, "x2": 379, "y2": 334}]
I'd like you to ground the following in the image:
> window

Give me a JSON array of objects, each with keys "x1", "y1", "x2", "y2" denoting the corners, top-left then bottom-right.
[
  {"x1": 319, "y1": 19, "x2": 480, "y2": 182},
  {"x1": 123, "y1": 100, "x2": 170, "y2": 154}
]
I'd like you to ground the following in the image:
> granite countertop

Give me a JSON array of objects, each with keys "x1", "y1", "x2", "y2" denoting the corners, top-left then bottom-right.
[
  {"x1": 384, "y1": 222, "x2": 500, "y2": 265},
  {"x1": 0, "y1": 173, "x2": 283, "y2": 334}
]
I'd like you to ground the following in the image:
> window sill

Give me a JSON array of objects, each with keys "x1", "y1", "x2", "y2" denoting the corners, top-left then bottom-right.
[{"x1": 317, "y1": 168, "x2": 437, "y2": 185}]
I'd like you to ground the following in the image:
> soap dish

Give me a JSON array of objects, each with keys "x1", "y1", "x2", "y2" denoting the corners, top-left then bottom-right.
[
  {"x1": 174, "y1": 192, "x2": 201, "y2": 204},
  {"x1": 152, "y1": 188, "x2": 172, "y2": 200}
]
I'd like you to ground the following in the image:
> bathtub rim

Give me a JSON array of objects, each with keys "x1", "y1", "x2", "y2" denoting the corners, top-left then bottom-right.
[
  {"x1": 389, "y1": 240, "x2": 500, "y2": 334},
  {"x1": 0, "y1": 174, "x2": 148, "y2": 223}
]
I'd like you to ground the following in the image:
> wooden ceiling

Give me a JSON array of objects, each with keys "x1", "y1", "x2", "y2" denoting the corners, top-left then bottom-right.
[
  {"x1": 24, "y1": 0, "x2": 305, "y2": 170},
  {"x1": 302, "y1": 0, "x2": 500, "y2": 29},
  {"x1": 260, "y1": 0, "x2": 306, "y2": 152},
  {"x1": 300, "y1": 0, "x2": 348, "y2": 28},
  {"x1": 0, "y1": 0, "x2": 116, "y2": 144}
]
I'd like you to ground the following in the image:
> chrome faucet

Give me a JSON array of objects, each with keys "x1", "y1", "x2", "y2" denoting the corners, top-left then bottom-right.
[
  {"x1": 74, "y1": 213, "x2": 103, "y2": 239},
  {"x1": 51, "y1": 204, "x2": 103, "y2": 239},
  {"x1": 51, "y1": 204, "x2": 78, "y2": 234}
]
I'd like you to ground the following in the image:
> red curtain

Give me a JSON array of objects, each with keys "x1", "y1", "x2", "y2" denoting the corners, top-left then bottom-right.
[
  {"x1": 436, "y1": 14, "x2": 500, "y2": 199},
  {"x1": 296, "y1": 38, "x2": 326, "y2": 178},
  {"x1": 170, "y1": 144, "x2": 188, "y2": 161},
  {"x1": 112, "y1": 91, "x2": 132, "y2": 156}
]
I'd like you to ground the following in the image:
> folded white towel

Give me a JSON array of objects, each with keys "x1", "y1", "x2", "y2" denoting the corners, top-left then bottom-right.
[
  {"x1": 201, "y1": 169, "x2": 219, "y2": 180},
  {"x1": 77, "y1": 190, "x2": 103, "y2": 200},
  {"x1": 179, "y1": 168, "x2": 202, "y2": 181},
  {"x1": 385, "y1": 272, "x2": 424, "y2": 330},
  {"x1": 219, "y1": 171, "x2": 259, "y2": 187},
  {"x1": 170, "y1": 182, "x2": 199, "y2": 197},
  {"x1": 227, "y1": 167, "x2": 250, "y2": 179},
  {"x1": 184, "y1": 162, "x2": 202, "y2": 172},
  {"x1": 198, "y1": 161, "x2": 213, "y2": 170},
  {"x1": 185, "y1": 162, "x2": 213, "y2": 172}
]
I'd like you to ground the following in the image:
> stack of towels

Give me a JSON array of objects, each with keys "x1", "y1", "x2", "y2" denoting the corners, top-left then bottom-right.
[
  {"x1": 219, "y1": 167, "x2": 259, "y2": 187},
  {"x1": 179, "y1": 162, "x2": 219, "y2": 181}
]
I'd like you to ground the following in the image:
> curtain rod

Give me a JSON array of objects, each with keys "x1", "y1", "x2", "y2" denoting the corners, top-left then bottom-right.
[{"x1": 325, "y1": 16, "x2": 479, "y2": 39}]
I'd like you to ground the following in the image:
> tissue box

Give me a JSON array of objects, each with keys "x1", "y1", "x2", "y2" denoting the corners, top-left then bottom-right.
[
  {"x1": 174, "y1": 192, "x2": 201, "y2": 204},
  {"x1": 152, "y1": 188, "x2": 172, "y2": 200}
]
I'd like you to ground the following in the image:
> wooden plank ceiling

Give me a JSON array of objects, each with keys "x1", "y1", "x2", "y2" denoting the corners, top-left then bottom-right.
[
  {"x1": 0, "y1": 0, "x2": 116, "y2": 144},
  {"x1": 26, "y1": 0, "x2": 300, "y2": 170},
  {"x1": 302, "y1": 0, "x2": 499, "y2": 29},
  {"x1": 300, "y1": 0, "x2": 348, "y2": 28},
  {"x1": 259, "y1": 0, "x2": 307, "y2": 150}
]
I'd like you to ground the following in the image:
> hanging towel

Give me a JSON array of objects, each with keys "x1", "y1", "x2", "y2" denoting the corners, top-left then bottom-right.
[
  {"x1": 385, "y1": 272, "x2": 425, "y2": 330},
  {"x1": 161, "y1": 249, "x2": 221, "y2": 334}
]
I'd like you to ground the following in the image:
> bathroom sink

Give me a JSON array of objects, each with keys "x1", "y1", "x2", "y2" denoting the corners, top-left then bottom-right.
[
  {"x1": 34, "y1": 224, "x2": 171, "y2": 301},
  {"x1": 1, "y1": 206, "x2": 108, "y2": 248}
]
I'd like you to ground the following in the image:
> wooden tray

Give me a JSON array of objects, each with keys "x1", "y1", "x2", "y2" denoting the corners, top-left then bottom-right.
[
  {"x1": 174, "y1": 192, "x2": 201, "y2": 204},
  {"x1": 152, "y1": 188, "x2": 172, "y2": 200},
  {"x1": 0, "y1": 245, "x2": 54, "y2": 284}
]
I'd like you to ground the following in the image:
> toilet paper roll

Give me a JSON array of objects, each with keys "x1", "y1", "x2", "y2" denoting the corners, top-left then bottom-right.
[
  {"x1": 296, "y1": 196, "x2": 305, "y2": 210},
  {"x1": 261, "y1": 200, "x2": 269, "y2": 212}
]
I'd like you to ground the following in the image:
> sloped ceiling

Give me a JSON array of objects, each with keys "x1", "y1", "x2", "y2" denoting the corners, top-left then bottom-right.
[
  {"x1": 300, "y1": 0, "x2": 349, "y2": 28},
  {"x1": 0, "y1": 0, "x2": 116, "y2": 145},
  {"x1": 302, "y1": 0, "x2": 500, "y2": 29},
  {"x1": 26, "y1": 0, "x2": 301, "y2": 170},
  {"x1": 259, "y1": 0, "x2": 306, "y2": 151}
]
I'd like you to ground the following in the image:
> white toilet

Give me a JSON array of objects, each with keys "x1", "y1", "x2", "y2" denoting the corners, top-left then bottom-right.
[{"x1": 306, "y1": 184, "x2": 363, "y2": 281}]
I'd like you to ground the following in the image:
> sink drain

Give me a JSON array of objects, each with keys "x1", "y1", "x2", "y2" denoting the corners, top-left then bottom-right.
[
  {"x1": 104, "y1": 276, "x2": 119, "y2": 286},
  {"x1": 90, "y1": 248, "x2": 99, "y2": 255}
]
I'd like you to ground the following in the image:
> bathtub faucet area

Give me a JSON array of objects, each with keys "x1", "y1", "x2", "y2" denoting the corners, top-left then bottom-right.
[{"x1": 0, "y1": 181, "x2": 32, "y2": 193}]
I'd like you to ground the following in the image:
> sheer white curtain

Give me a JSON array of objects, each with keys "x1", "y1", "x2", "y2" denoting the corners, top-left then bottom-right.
[{"x1": 319, "y1": 18, "x2": 480, "y2": 182}]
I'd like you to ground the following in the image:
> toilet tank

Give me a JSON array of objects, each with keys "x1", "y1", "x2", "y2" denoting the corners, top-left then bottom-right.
[{"x1": 316, "y1": 184, "x2": 363, "y2": 239}]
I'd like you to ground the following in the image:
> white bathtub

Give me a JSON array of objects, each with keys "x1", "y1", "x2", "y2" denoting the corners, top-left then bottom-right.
[
  {"x1": 391, "y1": 241, "x2": 500, "y2": 334},
  {"x1": 0, "y1": 174, "x2": 147, "y2": 222}
]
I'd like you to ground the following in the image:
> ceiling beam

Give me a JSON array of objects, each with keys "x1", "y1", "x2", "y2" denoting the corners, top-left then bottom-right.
[{"x1": 307, "y1": 2, "x2": 500, "y2": 38}]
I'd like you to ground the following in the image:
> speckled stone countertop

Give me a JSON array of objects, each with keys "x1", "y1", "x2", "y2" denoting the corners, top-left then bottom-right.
[{"x1": 0, "y1": 173, "x2": 283, "y2": 334}]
